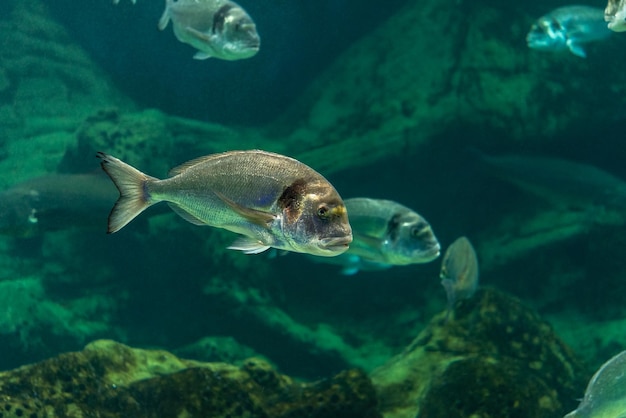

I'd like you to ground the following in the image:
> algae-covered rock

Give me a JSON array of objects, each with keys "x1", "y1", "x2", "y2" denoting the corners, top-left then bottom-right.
[
  {"x1": 268, "y1": 0, "x2": 625, "y2": 176},
  {"x1": 371, "y1": 288, "x2": 589, "y2": 418},
  {"x1": 0, "y1": 339, "x2": 381, "y2": 418}
]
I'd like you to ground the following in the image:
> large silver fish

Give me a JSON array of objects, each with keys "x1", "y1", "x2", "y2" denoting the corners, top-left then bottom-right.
[
  {"x1": 564, "y1": 350, "x2": 626, "y2": 417},
  {"x1": 0, "y1": 173, "x2": 118, "y2": 237},
  {"x1": 440, "y1": 236, "x2": 479, "y2": 317},
  {"x1": 158, "y1": 0, "x2": 260, "y2": 60},
  {"x1": 97, "y1": 150, "x2": 352, "y2": 257},
  {"x1": 309, "y1": 198, "x2": 440, "y2": 274},
  {"x1": 526, "y1": 6, "x2": 611, "y2": 58},
  {"x1": 605, "y1": 0, "x2": 626, "y2": 32}
]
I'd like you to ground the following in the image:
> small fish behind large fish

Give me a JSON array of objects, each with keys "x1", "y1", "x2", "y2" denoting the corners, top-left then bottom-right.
[
  {"x1": 526, "y1": 6, "x2": 611, "y2": 58},
  {"x1": 308, "y1": 198, "x2": 440, "y2": 275},
  {"x1": 97, "y1": 150, "x2": 352, "y2": 257},
  {"x1": 158, "y1": 0, "x2": 260, "y2": 60}
]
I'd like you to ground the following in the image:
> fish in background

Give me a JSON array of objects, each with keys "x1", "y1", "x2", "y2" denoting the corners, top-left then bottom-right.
[
  {"x1": 605, "y1": 0, "x2": 626, "y2": 31},
  {"x1": 564, "y1": 350, "x2": 626, "y2": 417},
  {"x1": 469, "y1": 149, "x2": 626, "y2": 210},
  {"x1": 526, "y1": 6, "x2": 611, "y2": 58},
  {"x1": 0, "y1": 173, "x2": 118, "y2": 237},
  {"x1": 97, "y1": 150, "x2": 352, "y2": 256},
  {"x1": 308, "y1": 198, "x2": 440, "y2": 275},
  {"x1": 158, "y1": 0, "x2": 260, "y2": 60},
  {"x1": 440, "y1": 236, "x2": 479, "y2": 317}
]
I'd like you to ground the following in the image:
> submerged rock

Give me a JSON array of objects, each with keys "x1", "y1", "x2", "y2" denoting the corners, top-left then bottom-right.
[
  {"x1": 0, "y1": 339, "x2": 381, "y2": 418},
  {"x1": 371, "y1": 288, "x2": 589, "y2": 418}
]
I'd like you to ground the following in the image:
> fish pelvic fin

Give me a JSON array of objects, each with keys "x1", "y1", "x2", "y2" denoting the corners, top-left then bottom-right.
[
  {"x1": 157, "y1": 0, "x2": 173, "y2": 30},
  {"x1": 97, "y1": 152, "x2": 157, "y2": 233},
  {"x1": 227, "y1": 237, "x2": 271, "y2": 254},
  {"x1": 566, "y1": 40, "x2": 587, "y2": 58}
]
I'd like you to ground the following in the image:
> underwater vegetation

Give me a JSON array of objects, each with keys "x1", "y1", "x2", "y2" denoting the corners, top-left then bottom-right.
[{"x1": 3, "y1": 0, "x2": 626, "y2": 416}]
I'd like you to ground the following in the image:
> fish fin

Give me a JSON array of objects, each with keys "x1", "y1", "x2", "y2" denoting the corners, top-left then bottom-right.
[
  {"x1": 341, "y1": 266, "x2": 360, "y2": 275},
  {"x1": 185, "y1": 26, "x2": 212, "y2": 42},
  {"x1": 193, "y1": 51, "x2": 213, "y2": 60},
  {"x1": 167, "y1": 203, "x2": 207, "y2": 226},
  {"x1": 97, "y1": 152, "x2": 158, "y2": 233},
  {"x1": 168, "y1": 155, "x2": 220, "y2": 177},
  {"x1": 566, "y1": 40, "x2": 587, "y2": 58},
  {"x1": 214, "y1": 191, "x2": 276, "y2": 228},
  {"x1": 227, "y1": 237, "x2": 271, "y2": 254},
  {"x1": 157, "y1": 0, "x2": 172, "y2": 30}
]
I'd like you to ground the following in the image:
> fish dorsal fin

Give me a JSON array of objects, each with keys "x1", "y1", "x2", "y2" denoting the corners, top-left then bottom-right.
[
  {"x1": 168, "y1": 155, "x2": 221, "y2": 177},
  {"x1": 167, "y1": 203, "x2": 207, "y2": 226},
  {"x1": 214, "y1": 191, "x2": 276, "y2": 228}
]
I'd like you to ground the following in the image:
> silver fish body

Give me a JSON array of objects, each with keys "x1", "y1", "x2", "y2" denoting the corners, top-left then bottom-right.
[
  {"x1": 564, "y1": 350, "x2": 626, "y2": 417},
  {"x1": 526, "y1": 6, "x2": 611, "y2": 57},
  {"x1": 311, "y1": 198, "x2": 440, "y2": 274},
  {"x1": 440, "y1": 236, "x2": 479, "y2": 314},
  {"x1": 605, "y1": 0, "x2": 626, "y2": 32},
  {"x1": 158, "y1": 0, "x2": 260, "y2": 60},
  {"x1": 97, "y1": 150, "x2": 352, "y2": 257}
]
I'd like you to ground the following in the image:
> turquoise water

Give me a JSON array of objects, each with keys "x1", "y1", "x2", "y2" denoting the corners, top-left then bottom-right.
[{"x1": 3, "y1": 0, "x2": 626, "y2": 416}]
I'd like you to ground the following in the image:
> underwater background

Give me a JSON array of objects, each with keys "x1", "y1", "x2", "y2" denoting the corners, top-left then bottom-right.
[{"x1": 2, "y1": 0, "x2": 626, "y2": 416}]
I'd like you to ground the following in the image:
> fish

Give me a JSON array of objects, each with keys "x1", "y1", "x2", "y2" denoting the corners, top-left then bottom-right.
[
  {"x1": 96, "y1": 150, "x2": 352, "y2": 257},
  {"x1": 0, "y1": 173, "x2": 118, "y2": 237},
  {"x1": 308, "y1": 198, "x2": 440, "y2": 275},
  {"x1": 526, "y1": 6, "x2": 611, "y2": 58},
  {"x1": 564, "y1": 350, "x2": 626, "y2": 417},
  {"x1": 605, "y1": 0, "x2": 626, "y2": 32},
  {"x1": 469, "y1": 149, "x2": 626, "y2": 210},
  {"x1": 157, "y1": 0, "x2": 260, "y2": 60},
  {"x1": 440, "y1": 236, "x2": 479, "y2": 316}
]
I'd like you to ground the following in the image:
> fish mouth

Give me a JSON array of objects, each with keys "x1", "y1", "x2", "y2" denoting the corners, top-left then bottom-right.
[
  {"x1": 320, "y1": 236, "x2": 352, "y2": 252},
  {"x1": 422, "y1": 243, "x2": 441, "y2": 261}
]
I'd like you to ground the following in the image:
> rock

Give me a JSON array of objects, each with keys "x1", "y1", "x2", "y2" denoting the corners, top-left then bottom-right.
[
  {"x1": 371, "y1": 288, "x2": 589, "y2": 418},
  {"x1": 0, "y1": 339, "x2": 381, "y2": 418}
]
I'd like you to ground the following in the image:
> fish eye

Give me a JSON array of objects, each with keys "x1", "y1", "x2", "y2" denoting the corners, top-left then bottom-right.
[
  {"x1": 411, "y1": 225, "x2": 427, "y2": 238},
  {"x1": 317, "y1": 205, "x2": 330, "y2": 219}
]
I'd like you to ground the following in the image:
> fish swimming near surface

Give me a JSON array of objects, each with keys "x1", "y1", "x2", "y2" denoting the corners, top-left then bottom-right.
[
  {"x1": 158, "y1": 0, "x2": 260, "y2": 60},
  {"x1": 564, "y1": 350, "x2": 626, "y2": 417},
  {"x1": 440, "y1": 236, "x2": 479, "y2": 317},
  {"x1": 308, "y1": 198, "x2": 440, "y2": 275},
  {"x1": 97, "y1": 150, "x2": 352, "y2": 257},
  {"x1": 469, "y1": 149, "x2": 626, "y2": 210},
  {"x1": 605, "y1": 0, "x2": 626, "y2": 31},
  {"x1": 526, "y1": 6, "x2": 612, "y2": 58},
  {"x1": 0, "y1": 173, "x2": 118, "y2": 237}
]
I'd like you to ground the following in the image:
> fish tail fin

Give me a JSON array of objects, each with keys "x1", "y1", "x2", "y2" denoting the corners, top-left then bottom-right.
[
  {"x1": 157, "y1": 0, "x2": 173, "y2": 30},
  {"x1": 97, "y1": 152, "x2": 158, "y2": 233}
]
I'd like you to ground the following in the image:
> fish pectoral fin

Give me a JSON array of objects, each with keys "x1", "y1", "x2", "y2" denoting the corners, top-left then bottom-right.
[
  {"x1": 566, "y1": 40, "x2": 587, "y2": 58},
  {"x1": 227, "y1": 237, "x2": 271, "y2": 254},
  {"x1": 185, "y1": 26, "x2": 212, "y2": 42},
  {"x1": 167, "y1": 203, "x2": 207, "y2": 226},
  {"x1": 214, "y1": 191, "x2": 276, "y2": 228},
  {"x1": 193, "y1": 51, "x2": 213, "y2": 60}
]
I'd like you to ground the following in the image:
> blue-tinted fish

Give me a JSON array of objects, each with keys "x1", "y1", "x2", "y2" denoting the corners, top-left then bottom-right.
[
  {"x1": 440, "y1": 236, "x2": 479, "y2": 316},
  {"x1": 309, "y1": 198, "x2": 440, "y2": 275},
  {"x1": 605, "y1": 0, "x2": 626, "y2": 31},
  {"x1": 564, "y1": 350, "x2": 626, "y2": 417},
  {"x1": 97, "y1": 150, "x2": 352, "y2": 256},
  {"x1": 470, "y1": 149, "x2": 626, "y2": 210},
  {"x1": 526, "y1": 6, "x2": 611, "y2": 58},
  {"x1": 0, "y1": 173, "x2": 118, "y2": 237},
  {"x1": 158, "y1": 0, "x2": 260, "y2": 60}
]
